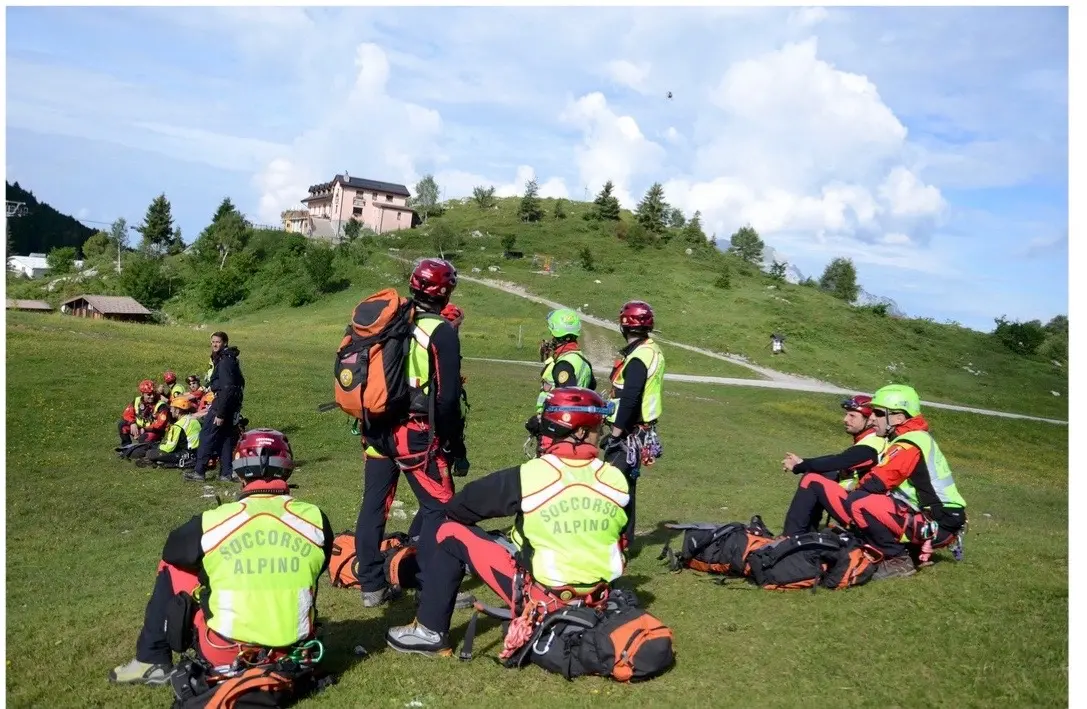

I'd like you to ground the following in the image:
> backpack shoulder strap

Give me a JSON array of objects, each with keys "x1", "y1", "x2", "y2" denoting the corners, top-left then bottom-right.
[{"x1": 678, "y1": 522, "x2": 746, "y2": 563}]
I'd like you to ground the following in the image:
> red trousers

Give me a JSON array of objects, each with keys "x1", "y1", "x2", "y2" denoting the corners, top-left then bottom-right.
[
  {"x1": 782, "y1": 473, "x2": 854, "y2": 536},
  {"x1": 849, "y1": 495, "x2": 961, "y2": 559},
  {"x1": 416, "y1": 522, "x2": 597, "y2": 634}
]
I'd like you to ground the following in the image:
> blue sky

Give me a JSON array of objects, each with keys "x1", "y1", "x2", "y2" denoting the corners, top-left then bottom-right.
[{"x1": 5, "y1": 6, "x2": 1068, "y2": 332}]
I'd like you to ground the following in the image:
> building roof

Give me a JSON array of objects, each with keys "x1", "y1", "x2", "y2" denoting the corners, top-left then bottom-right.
[
  {"x1": 6, "y1": 299, "x2": 53, "y2": 311},
  {"x1": 281, "y1": 209, "x2": 309, "y2": 219},
  {"x1": 376, "y1": 202, "x2": 416, "y2": 212},
  {"x1": 306, "y1": 174, "x2": 411, "y2": 198},
  {"x1": 8, "y1": 254, "x2": 86, "y2": 270},
  {"x1": 61, "y1": 294, "x2": 152, "y2": 315},
  {"x1": 8, "y1": 254, "x2": 49, "y2": 269}
]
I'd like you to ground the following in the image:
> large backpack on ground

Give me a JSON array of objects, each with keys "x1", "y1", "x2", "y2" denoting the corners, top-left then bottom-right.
[
  {"x1": 659, "y1": 516, "x2": 776, "y2": 577},
  {"x1": 333, "y1": 288, "x2": 416, "y2": 428},
  {"x1": 506, "y1": 589, "x2": 675, "y2": 683},
  {"x1": 169, "y1": 656, "x2": 332, "y2": 709},
  {"x1": 327, "y1": 530, "x2": 420, "y2": 591},
  {"x1": 744, "y1": 530, "x2": 878, "y2": 591}
]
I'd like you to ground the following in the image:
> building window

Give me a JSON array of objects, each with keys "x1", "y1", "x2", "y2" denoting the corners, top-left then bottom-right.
[
  {"x1": 353, "y1": 207, "x2": 362, "y2": 216},
  {"x1": 396, "y1": 212, "x2": 402, "y2": 221},
  {"x1": 386, "y1": 194, "x2": 394, "y2": 202},
  {"x1": 372, "y1": 192, "x2": 378, "y2": 200}
]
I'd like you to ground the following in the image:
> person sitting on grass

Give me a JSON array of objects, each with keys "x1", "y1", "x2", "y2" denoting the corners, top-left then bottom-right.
[
  {"x1": 108, "y1": 429, "x2": 334, "y2": 686},
  {"x1": 846, "y1": 385, "x2": 968, "y2": 580},
  {"x1": 386, "y1": 387, "x2": 629, "y2": 657},
  {"x1": 778, "y1": 395, "x2": 886, "y2": 535},
  {"x1": 134, "y1": 397, "x2": 202, "y2": 469}
]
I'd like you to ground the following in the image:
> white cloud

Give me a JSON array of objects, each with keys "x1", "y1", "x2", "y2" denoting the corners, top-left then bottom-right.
[
  {"x1": 603, "y1": 59, "x2": 651, "y2": 93},
  {"x1": 661, "y1": 37, "x2": 945, "y2": 262},
  {"x1": 252, "y1": 43, "x2": 444, "y2": 221},
  {"x1": 77, "y1": 208, "x2": 90, "y2": 219},
  {"x1": 559, "y1": 92, "x2": 665, "y2": 208},
  {"x1": 878, "y1": 167, "x2": 946, "y2": 218},
  {"x1": 663, "y1": 127, "x2": 681, "y2": 144},
  {"x1": 882, "y1": 232, "x2": 913, "y2": 245},
  {"x1": 788, "y1": 7, "x2": 828, "y2": 28},
  {"x1": 434, "y1": 165, "x2": 568, "y2": 202}
]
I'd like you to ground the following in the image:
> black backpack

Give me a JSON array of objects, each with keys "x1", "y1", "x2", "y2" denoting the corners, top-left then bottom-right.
[{"x1": 745, "y1": 530, "x2": 878, "y2": 591}]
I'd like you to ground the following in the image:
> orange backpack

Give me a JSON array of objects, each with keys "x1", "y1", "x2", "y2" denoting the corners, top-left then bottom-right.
[
  {"x1": 579, "y1": 606, "x2": 676, "y2": 683},
  {"x1": 333, "y1": 288, "x2": 415, "y2": 427},
  {"x1": 327, "y1": 531, "x2": 419, "y2": 590}
]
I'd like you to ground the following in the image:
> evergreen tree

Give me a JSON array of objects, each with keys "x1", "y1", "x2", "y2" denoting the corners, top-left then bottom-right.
[
  {"x1": 135, "y1": 193, "x2": 176, "y2": 256},
  {"x1": 592, "y1": 180, "x2": 621, "y2": 221},
  {"x1": 682, "y1": 210, "x2": 706, "y2": 245},
  {"x1": 518, "y1": 177, "x2": 544, "y2": 223},
  {"x1": 634, "y1": 183, "x2": 668, "y2": 234},
  {"x1": 728, "y1": 225, "x2": 764, "y2": 265},
  {"x1": 819, "y1": 257, "x2": 860, "y2": 302}
]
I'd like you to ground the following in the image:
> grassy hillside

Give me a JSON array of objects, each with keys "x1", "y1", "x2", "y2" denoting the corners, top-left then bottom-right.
[
  {"x1": 388, "y1": 196, "x2": 1067, "y2": 418},
  {"x1": 5, "y1": 308, "x2": 1068, "y2": 708}
]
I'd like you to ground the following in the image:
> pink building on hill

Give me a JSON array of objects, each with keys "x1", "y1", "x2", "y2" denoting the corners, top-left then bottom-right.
[{"x1": 282, "y1": 172, "x2": 417, "y2": 240}]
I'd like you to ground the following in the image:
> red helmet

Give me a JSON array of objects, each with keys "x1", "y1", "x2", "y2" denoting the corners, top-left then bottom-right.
[
  {"x1": 540, "y1": 387, "x2": 614, "y2": 438},
  {"x1": 440, "y1": 302, "x2": 464, "y2": 329},
  {"x1": 163, "y1": 371, "x2": 177, "y2": 385},
  {"x1": 841, "y1": 394, "x2": 874, "y2": 418},
  {"x1": 233, "y1": 428, "x2": 295, "y2": 482},
  {"x1": 410, "y1": 258, "x2": 457, "y2": 301},
  {"x1": 139, "y1": 379, "x2": 156, "y2": 395},
  {"x1": 619, "y1": 300, "x2": 654, "y2": 331}
]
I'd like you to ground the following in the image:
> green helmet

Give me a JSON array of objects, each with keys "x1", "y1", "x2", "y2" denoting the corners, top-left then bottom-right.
[
  {"x1": 547, "y1": 308, "x2": 582, "y2": 338},
  {"x1": 871, "y1": 384, "x2": 921, "y2": 418}
]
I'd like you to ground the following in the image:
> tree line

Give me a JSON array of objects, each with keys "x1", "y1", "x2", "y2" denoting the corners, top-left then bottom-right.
[{"x1": 31, "y1": 192, "x2": 367, "y2": 316}]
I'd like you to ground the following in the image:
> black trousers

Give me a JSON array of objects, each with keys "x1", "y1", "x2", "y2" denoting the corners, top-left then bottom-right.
[
  {"x1": 146, "y1": 447, "x2": 188, "y2": 467},
  {"x1": 193, "y1": 414, "x2": 239, "y2": 478},
  {"x1": 604, "y1": 448, "x2": 637, "y2": 543},
  {"x1": 354, "y1": 441, "x2": 453, "y2": 595},
  {"x1": 135, "y1": 569, "x2": 174, "y2": 665}
]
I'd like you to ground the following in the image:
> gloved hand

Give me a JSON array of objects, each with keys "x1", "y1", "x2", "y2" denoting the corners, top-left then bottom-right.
[
  {"x1": 445, "y1": 438, "x2": 467, "y2": 461},
  {"x1": 524, "y1": 414, "x2": 542, "y2": 436},
  {"x1": 601, "y1": 433, "x2": 625, "y2": 457},
  {"x1": 452, "y1": 457, "x2": 471, "y2": 477}
]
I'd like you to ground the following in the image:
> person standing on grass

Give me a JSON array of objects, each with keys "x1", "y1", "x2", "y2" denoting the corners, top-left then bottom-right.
[
  {"x1": 524, "y1": 308, "x2": 597, "y2": 451},
  {"x1": 778, "y1": 395, "x2": 886, "y2": 535},
  {"x1": 601, "y1": 300, "x2": 665, "y2": 546},
  {"x1": 185, "y1": 331, "x2": 245, "y2": 483},
  {"x1": 353, "y1": 258, "x2": 468, "y2": 609},
  {"x1": 846, "y1": 385, "x2": 968, "y2": 580}
]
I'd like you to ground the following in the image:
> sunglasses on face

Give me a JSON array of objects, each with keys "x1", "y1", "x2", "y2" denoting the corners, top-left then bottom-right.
[{"x1": 872, "y1": 409, "x2": 889, "y2": 417}]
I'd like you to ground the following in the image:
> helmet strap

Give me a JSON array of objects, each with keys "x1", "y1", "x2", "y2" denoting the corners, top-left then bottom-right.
[{"x1": 239, "y1": 478, "x2": 290, "y2": 497}]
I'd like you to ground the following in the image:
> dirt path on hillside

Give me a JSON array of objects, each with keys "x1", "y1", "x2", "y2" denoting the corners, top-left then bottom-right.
[
  {"x1": 464, "y1": 358, "x2": 1068, "y2": 425},
  {"x1": 385, "y1": 256, "x2": 1067, "y2": 425},
  {"x1": 456, "y1": 272, "x2": 843, "y2": 391}
]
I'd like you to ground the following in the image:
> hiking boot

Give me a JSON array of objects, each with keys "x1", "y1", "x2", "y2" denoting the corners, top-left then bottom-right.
[
  {"x1": 873, "y1": 554, "x2": 917, "y2": 581},
  {"x1": 386, "y1": 620, "x2": 452, "y2": 657},
  {"x1": 183, "y1": 470, "x2": 206, "y2": 482},
  {"x1": 363, "y1": 586, "x2": 400, "y2": 608},
  {"x1": 218, "y1": 472, "x2": 238, "y2": 483},
  {"x1": 454, "y1": 591, "x2": 475, "y2": 609},
  {"x1": 108, "y1": 658, "x2": 173, "y2": 686}
]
